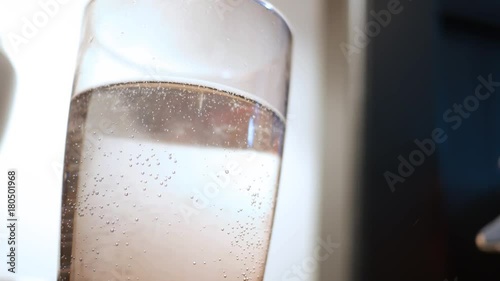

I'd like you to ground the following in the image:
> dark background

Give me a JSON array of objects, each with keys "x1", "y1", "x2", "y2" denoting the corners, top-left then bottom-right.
[{"x1": 355, "y1": 0, "x2": 500, "y2": 280}]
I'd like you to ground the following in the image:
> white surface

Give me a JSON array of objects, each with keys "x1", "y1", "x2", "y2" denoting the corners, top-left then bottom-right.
[{"x1": 0, "y1": 0, "x2": 326, "y2": 280}]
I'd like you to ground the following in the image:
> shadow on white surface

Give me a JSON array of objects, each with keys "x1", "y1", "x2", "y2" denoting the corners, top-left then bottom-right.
[{"x1": 0, "y1": 39, "x2": 15, "y2": 151}]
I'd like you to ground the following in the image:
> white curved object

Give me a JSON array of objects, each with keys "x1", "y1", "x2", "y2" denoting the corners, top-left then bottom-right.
[
  {"x1": 0, "y1": 37, "x2": 15, "y2": 149},
  {"x1": 477, "y1": 215, "x2": 500, "y2": 253}
]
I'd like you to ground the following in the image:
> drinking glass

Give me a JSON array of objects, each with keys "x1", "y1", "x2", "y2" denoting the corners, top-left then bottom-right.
[{"x1": 58, "y1": 0, "x2": 292, "y2": 280}]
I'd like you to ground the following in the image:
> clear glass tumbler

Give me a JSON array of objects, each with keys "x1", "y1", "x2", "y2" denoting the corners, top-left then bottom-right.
[{"x1": 58, "y1": 0, "x2": 292, "y2": 280}]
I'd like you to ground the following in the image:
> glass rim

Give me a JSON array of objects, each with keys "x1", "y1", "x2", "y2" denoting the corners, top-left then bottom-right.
[
  {"x1": 253, "y1": 0, "x2": 293, "y2": 38},
  {"x1": 83, "y1": 0, "x2": 293, "y2": 40}
]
